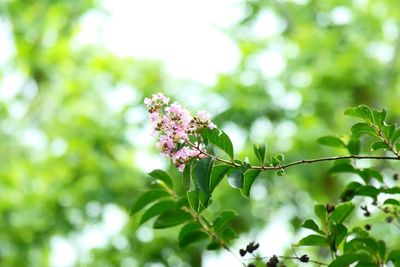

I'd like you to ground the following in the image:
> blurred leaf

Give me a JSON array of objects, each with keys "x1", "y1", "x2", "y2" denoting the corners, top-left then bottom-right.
[
  {"x1": 178, "y1": 222, "x2": 208, "y2": 248},
  {"x1": 149, "y1": 169, "x2": 174, "y2": 188},
  {"x1": 296, "y1": 234, "x2": 326, "y2": 246},
  {"x1": 383, "y1": 198, "x2": 400, "y2": 205},
  {"x1": 140, "y1": 200, "x2": 176, "y2": 225},
  {"x1": 328, "y1": 253, "x2": 368, "y2": 267},
  {"x1": 330, "y1": 202, "x2": 355, "y2": 224},
  {"x1": 329, "y1": 163, "x2": 356, "y2": 173},
  {"x1": 253, "y1": 144, "x2": 266, "y2": 164},
  {"x1": 301, "y1": 219, "x2": 323, "y2": 234},
  {"x1": 130, "y1": 190, "x2": 170, "y2": 215},
  {"x1": 317, "y1": 136, "x2": 345, "y2": 148},
  {"x1": 314, "y1": 204, "x2": 327, "y2": 225},
  {"x1": 351, "y1": 123, "x2": 376, "y2": 136},
  {"x1": 153, "y1": 210, "x2": 192, "y2": 229},
  {"x1": 371, "y1": 141, "x2": 390, "y2": 151},
  {"x1": 213, "y1": 210, "x2": 237, "y2": 232}
]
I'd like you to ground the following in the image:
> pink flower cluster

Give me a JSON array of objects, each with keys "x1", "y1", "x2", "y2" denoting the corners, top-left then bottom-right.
[{"x1": 145, "y1": 93, "x2": 216, "y2": 171}]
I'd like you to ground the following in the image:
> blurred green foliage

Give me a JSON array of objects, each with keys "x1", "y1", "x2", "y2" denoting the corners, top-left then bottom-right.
[{"x1": 1, "y1": 0, "x2": 400, "y2": 266}]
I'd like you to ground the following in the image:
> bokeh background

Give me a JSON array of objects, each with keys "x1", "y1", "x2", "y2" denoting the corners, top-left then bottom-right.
[{"x1": 1, "y1": 0, "x2": 400, "y2": 266}]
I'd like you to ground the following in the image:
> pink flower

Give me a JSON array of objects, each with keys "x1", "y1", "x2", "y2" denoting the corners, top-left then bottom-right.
[{"x1": 145, "y1": 93, "x2": 217, "y2": 171}]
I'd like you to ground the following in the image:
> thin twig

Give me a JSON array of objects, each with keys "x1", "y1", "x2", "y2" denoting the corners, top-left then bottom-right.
[{"x1": 186, "y1": 140, "x2": 400, "y2": 171}]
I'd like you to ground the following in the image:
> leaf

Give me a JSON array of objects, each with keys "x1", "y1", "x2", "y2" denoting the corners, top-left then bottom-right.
[
  {"x1": 253, "y1": 144, "x2": 266, "y2": 164},
  {"x1": 377, "y1": 240, "x2": 386, "y2": 261},
  {"x1": 382, "y1": 123, "x2": 396, "y2": 140},
  {"x1": 362, "y1": 168, "x2": 383, "y2": 183},
  {"x1": 301, "y1": 219, "x2": 323, "y2": 234},
  {"x1": 153, "y1": 209, "x2": 192, "y2": 229},
  {"x1": 139, "y1": 200, "x2": 176, "y2": 225},
  {"x1": 314, "y1": 204, "x2": 327, "y2": 224},
  {"x1": 194, "y1": 157, "x2": 215, "y2": 195},
  {"x1": 271, "y1": 154, "x2": 284, "y2": 166},
  {"x1": 347, "y1": 135, "x2": 361, "y2": 155},
  {"x1": 209, "y1": 164, "x2": 232, "y2": 193},
  {"x1": 344, "y1": 105, "x2": 373, "y2": 123},
  {"x1": 149, "y1": 169, "x2": 174, "y2": 188},
  {"x1": 222, "y1": 227, "x2": 237, "y2": 241},
  {"x1": 198, "y1": 190, "x2": 211, "y2": 208},
  {"x1": 228, "y1": 169, "x2": 244, "y2": 189},
  {"x1": 296, "y1": 234, "x2": 326, "y2": 246},
  {"x1": 276, "y1": 169, "x2": 285, "y2": 176},
  {"x1": 390, "y1": 128, "x2": 400, "y2": 143},
  {"x1": 317, "y1": 136, "x2": 345, "y2": 148},
  {"x1": 182, "y1": 161, "x2": 193, "y2": 191},
  {"x1": 372, "y1": 109, "x2": 387, "y2": 127},
  {"x1": 213, "y1": 210, "x2": 237, "y2": 232},
  {"x1": 329, "y1": 163, "x2": 356, "y2": 173},
  {"x1": 388, "y1": 250, "x2": 400, "y2": 264},
  {"x1": 333, "y1": 224, "x2": 348, "y2": 248},
  {"x1": 130, "y1": 190, "x2": 170, "y2": 215},
  {"x1": 381, "y1": 186, "x2": 400, "y2": 194},
  {"x1": 201, "y1": 128, "x2": 234, "y2": 159},
  {"x1": 240, "y1": 170, "x2": 261, "y2": 197},
  {"x1": 328, "y1": 253, "x2": 367, "y2": 267},
  {"x1": 330, "y1": 202, "x2": 355, "y2": 224},
  {"x1": 371, "y1": 141, "x2": 390, "y2": 151},
  {"x1": 187, "y1": 190, "x2": 199, "y2": 212},
  {"x1": 178, "y1": 222, "x2": 207, "y2": 248},
  {"x1": 206, "y1": 242, "x2": 221, "y2": 250},
  {"x1": 351, "y1": 123, "x2": 376, "y2": 136},
  {"x1": 383, "y1": 198, "x2": 400, "y2": 205},
  {"x1": 356, "y1": 185, "x2": 379, "y2": 200}
]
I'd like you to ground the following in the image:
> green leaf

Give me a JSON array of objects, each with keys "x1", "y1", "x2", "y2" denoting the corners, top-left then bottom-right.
[
  {"x1": 178, "y1": 222, "x2": 207, "y2": 248},
  {"x1": 371, "y1": 141, "x2": 390, "y2": 151},
  {"x1": 198, "y1": 190, "x2": 211, "y2": 208},
  {"x1": 347, "y1": 135, "x2": 361, "y2": 155},
  {"x1": 139, "y1": 200, "x2": 176, "y2": 225},
  {"x1": 276, "y1": 169, "x2": 285, "y2": 176},
  {"x1": 333, "y1": 224, "x2": 348, "y2": 248},
  {"x1": 149, "y1": 169, "x2": 174, "y2": 188},
  {"x1": 314, "y1": 204, "x2": 327, "y2": 224},
  {"x1": 130, "y1": 190, "x2": 170, "y2": 215},
  {"x1": 253, "y1": 144, "x2": 266, "y2": 164},
  {"x1": 240, "y1": 170, "x2": 261, "y2": 197},
  {"x1": 351, "y1": 123, "x2": 376, "y2": 136},
  {"x1": 329, "y1": 163, "x2": 356, "y2": 173},
  {"x1": 301, "y1": 219, "x2": 323, "y2": 234},
  {"x1": 381, "y1": 186, "x2": 400, "y2": 194},
  {"x1": 187, "y1": 190, "x2": 199, "y2": 212},
  {"x1": 328, "y1": 253, "x2": 367, "y2": 267},
  {"x1": 201, "y1": 128, "x2": 234, "y2": 159},
  {"x1": 372, "y1": 109, "x2": 387, "y2": 127},
  {"x1": 228, "y1": 169, "x2": 244, "y2": 189},
  {"x1": 377, "y1": 240, "x2": 386, "y2": 261},
  {"x1": 182, "y1": 161, "x2": 193, "y2": 191},
  {"x1": 330, "y1": 202, "x2": 355, "y2": 224},
  {"x1": 296, "y1": 234, "x2": 326, "y2": 246},
  {"x1": 213, "y1": 210, "x2": 237, "y2": 232},
  {"x1": 362, "y1": 168, "x2": 384, "y2": 183},
  {"x1": 209, "y1": 164, "x2": 232, "y2": 193},
  {"x1": 222, "y1": 227, "x2": 237, "y2": 242},
  {"x1": 356, "y1": 185, "x2": 379, "y2": 200},
  {"x1": 382, "y1": 123, "x2": 396, "y2": 140},
  {"x1": 153, "y1": 209, "x2": 192, "y2": 229},
  {"x1": 194, "y1": 157, "x2": 215, "y2": 195},
  {"x1": 344, "y1": 105, "x2": 373, "y2": 123},
  {"x1": 388, "y1": 250, "x2": 400, "y2": 264},
  {"x1": 206, "y1": 242, "x2": 221, "y2": 250},
  {"x1": 390, "y1": 128, "x2": 400, "y2": 143},
  {"x1": 383, "y1": 198, "x2": 400, "y2": 205},
  {"x1": 317, "y1": 136, "x2": 345, "y2": 148},
  {"x1": 271, "y1": 154, "x2": 284, "y2": 166}
]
